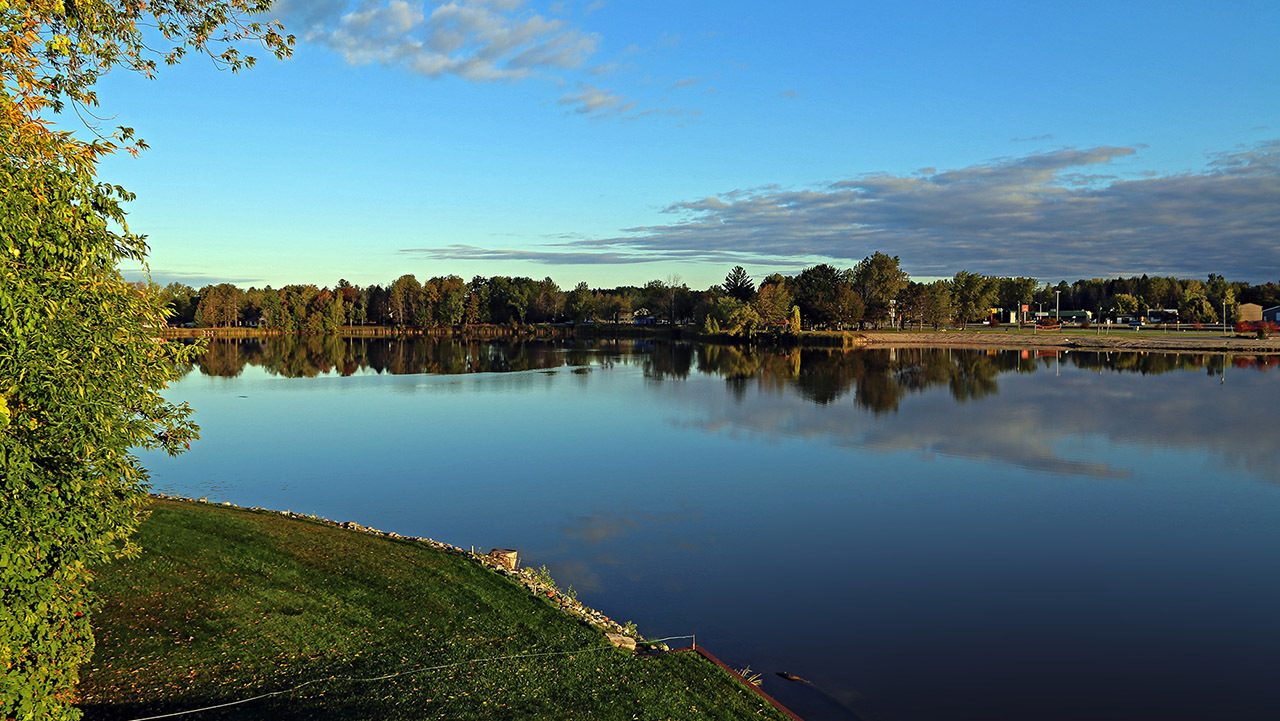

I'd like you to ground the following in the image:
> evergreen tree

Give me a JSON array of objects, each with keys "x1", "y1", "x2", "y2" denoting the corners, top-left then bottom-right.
[{"x1": 724, "y1": 265, "x2": 756, "y2": 302}]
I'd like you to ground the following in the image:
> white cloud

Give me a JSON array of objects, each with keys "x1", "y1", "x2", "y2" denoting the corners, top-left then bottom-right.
[
  {"x1": 280, "y1": 1, "x2": 607, "y2": 98},
  {"x1": 321, "y1": 0, "x2": 598, "y2": 80},
  {"x1": 275, "y1": 0, "x2": 693, "y2": 117}
]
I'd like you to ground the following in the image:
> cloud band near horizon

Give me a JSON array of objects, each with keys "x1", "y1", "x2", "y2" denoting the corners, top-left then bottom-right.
[{"x1": 402, "y1": 140, "x2": 1280, "y2": 283}]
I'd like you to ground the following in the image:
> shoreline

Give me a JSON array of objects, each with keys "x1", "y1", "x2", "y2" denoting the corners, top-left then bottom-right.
[
  {"x1": 162, "y1": 324, "x2": 1280, "y2": 354},
  {"x1": 149, "y1": 493, "x2": 638, "y2": 641},
  {"x1": 850, "y1": 329, "x2": 1280, "y2": 353},
  {"x1": 82, "y1": 494, "x2": 798, "y2": 720}
]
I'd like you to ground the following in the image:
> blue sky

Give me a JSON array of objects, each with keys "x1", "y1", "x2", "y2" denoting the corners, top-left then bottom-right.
[{"x1": 97, "y1": 0, "x2": 1279, "y2": 290}]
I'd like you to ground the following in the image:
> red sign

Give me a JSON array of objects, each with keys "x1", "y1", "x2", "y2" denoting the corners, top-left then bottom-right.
[{"x1": 1022, "y1": 304, "x2": 1029, "y2": 312}]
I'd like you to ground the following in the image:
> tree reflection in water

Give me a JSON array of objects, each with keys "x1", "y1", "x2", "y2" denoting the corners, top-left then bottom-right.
[{"x1": 185, "y1": 338, "x2": 1269, "y2": 416}]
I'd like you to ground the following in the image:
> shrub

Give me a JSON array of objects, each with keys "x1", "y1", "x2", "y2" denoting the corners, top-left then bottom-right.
[
  {"x1": 2, "y1": 152, "x2": 200, "y2": 721},
  {"x1": 0, "y1": 4, "x2": 288, "y2": 718},
  {"x1": 1234, "y1": 321, "x2": 1276, "y2": 338}
]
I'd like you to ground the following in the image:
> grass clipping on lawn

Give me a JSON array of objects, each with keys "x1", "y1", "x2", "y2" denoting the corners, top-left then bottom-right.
[{"x1": 78, "y1": 499, "x2": 786, "y2": 720}]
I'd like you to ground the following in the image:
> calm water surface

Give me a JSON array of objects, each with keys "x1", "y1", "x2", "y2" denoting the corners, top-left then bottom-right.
[{"x1": 143, "y1": 338, "x2": 1280, "y2": 721}]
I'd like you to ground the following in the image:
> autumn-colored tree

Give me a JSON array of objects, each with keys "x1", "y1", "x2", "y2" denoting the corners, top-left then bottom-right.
[
  {"x1": 388, "y1": 274, "x2": 421, "y2": 326},
  {"x1": 194, "y1": 282, "x2": 242, "y2": 327},
  {"x1": 753, "y1": 274, "x2": 793, "y2": 327},
  {"x1": 0, "y1": 3, "x2": 290, "y2": 718},
  {"x1": 324, "y1": 289, "x2": 345, "y2": 332},
  {"x1": 465, "y1": 276, "x2": 491, "y2": 325}
]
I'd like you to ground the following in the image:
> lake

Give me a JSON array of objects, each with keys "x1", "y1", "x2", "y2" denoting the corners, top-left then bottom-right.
[{"x1": 140, "y1": 337, "x2": 1280, "y2": 720}]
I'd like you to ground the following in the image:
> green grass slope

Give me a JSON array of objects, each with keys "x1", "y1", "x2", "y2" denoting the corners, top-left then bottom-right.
[{"x1": 78, "y1": 499, "x2": 788, "y2": 720}]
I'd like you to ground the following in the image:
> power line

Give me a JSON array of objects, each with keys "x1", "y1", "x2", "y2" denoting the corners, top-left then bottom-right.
[{"x1": 123, "y1": 635, "x2": 696, "y2": 721}]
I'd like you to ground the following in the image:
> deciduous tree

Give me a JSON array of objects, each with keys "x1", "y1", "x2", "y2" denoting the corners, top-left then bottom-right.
[
  {"x1": 565, "y1": 282, "x2": 596, "y2": 323},
  {"x1": 996, "y1": 276, "x2": 1038, "y2": 323},
  {"x1": 753, "y1": 273, "x2": 793, "y2": 327},
  {"x1": 793, "y1": 264, "x2": 863, "y2": 329},
  {"x1": 1109, "y1": 293, "x2": 1139, "y2": 317},
  {"x1": 388, "y1": 274, "x2": 421, "y2": 327},
  {"x1": 851, "y1": 252, "x2": 907, "y2": 328},
  {"x1": 951, "y1": 271, "x2": 996, "y2": 328},
  {"x1": 922, "y1": 280, "x2": 954, "y2": 329},
  {"x1": 0, "y1": 3, "x2": 291, "y2": 718}
]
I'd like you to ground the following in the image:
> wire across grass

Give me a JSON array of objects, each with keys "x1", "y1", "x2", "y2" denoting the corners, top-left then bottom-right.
[{"x1": 78, "y1": 499, "x2": 787, "y2": 720}]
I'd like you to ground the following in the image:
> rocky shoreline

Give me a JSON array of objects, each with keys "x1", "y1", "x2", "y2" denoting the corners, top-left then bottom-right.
[{"x1": 150, "y1": 493, "x2": 650, "y2": 651}]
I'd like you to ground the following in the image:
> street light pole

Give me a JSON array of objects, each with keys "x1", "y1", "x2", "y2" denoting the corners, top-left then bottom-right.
[{"x1": 1055, "y1": 290, "x2": 1061, "y2": 324}]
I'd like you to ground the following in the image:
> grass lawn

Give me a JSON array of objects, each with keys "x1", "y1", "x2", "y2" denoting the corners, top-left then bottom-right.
[{"x1": 78, "y1": 499, "x2": 789, "y2": 720}]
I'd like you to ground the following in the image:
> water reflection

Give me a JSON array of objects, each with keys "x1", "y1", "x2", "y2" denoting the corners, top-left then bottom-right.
[
  {"x1": 155, "y1": 338, "x2": 1280, "y2": 721},
  {"x1": 183, "y1": 338, "x2": 1280, "y2": 484},
  {"x1": 189, "y1": 337, "x2": 1269, "y2": 415},
  {"x1": 191, "y1": 336, "x2": 624, "y2": 377}
]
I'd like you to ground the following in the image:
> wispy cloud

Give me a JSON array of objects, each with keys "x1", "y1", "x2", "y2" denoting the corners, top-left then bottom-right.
[
  {"x1": 417, "y1": 141, "x2": 1280, "y2": 282},
  {"x1": 557, "y1": 82, "x2": 632, "y2": 118},
  {"x1": 779, "y1": 88, "x2": 800, "y2": 99},
  {"x1": 276, "y1": 0, "x2": 657, "y2": 116},
  {"x1": 120, "y1": 268, "x2": 264, "y2": 287},
  {"x1": 399, "y1": 243, "x2": 745, "y2": 265}
]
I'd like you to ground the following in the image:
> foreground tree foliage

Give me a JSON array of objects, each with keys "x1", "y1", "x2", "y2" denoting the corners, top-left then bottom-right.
[{"x1": 0, "y1": 2, "x2": 290, "y2": 718}]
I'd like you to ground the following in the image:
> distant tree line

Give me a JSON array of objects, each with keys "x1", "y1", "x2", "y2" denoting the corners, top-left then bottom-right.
[{"x1": 154, "y1": 257, "x2": 1280, "y2": 334}]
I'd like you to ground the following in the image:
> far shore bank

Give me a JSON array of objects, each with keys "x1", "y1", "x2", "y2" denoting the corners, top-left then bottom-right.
[
  {"x1": 160, "y1": 323, "x2": 1280, "y2": 354},
  {"x1": 851, "y1": 329, "x2": 1280, "y2": 353}
]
